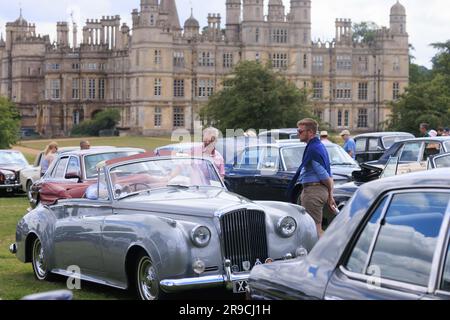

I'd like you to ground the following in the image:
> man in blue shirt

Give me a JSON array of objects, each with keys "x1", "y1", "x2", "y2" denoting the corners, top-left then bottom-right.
[
  {"x1": 288, "y1": 118, "x2": 337, "y2": 237},
  {"x1": 340, "y1": 130, "x2": 356, "y2": 160}
]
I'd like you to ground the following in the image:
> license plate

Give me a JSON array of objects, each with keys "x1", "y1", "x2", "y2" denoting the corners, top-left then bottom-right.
[{"x1": 233, "y1": 280, "x2": 248, "y2": 293}]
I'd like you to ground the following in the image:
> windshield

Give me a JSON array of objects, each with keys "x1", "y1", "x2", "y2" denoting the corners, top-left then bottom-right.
[
  {"x1": 109, "y1": 158, "x2": 223, "y2": 199},
  {"x1": 84, "y1": 152, "x2": 140, "y2": 179},
  {"x1": 0, "y1": 151, "x2": 28, "y2": 166},
  {"x1": 445, "y1": 141, "x2": 450, "y2": 152},
  {"x1": 382, "y1": 135, "x2": 414, "y2": 149},
  {"x1": 281, "y1": 145, "x2": 358, "y2": 171},
  {"x1": 434, "y1": 155, "x2": 450, "y2": 168}
]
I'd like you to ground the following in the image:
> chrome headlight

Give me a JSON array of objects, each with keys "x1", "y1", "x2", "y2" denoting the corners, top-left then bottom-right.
[
  {"x1": 277, "y1": 216, "x2": 297, "y2": 238},
  {"x1": 3, "y1": 172, "x2": 15, "y2": 180},
  {"x1": 190, "y1": 225, "x2": 211, "y2": 248}
]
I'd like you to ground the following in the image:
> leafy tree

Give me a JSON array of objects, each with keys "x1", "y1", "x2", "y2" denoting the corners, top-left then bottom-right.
[
  {"x1": 352, "y1": 21, "x2": 379, "y2": 43},
  {"x1": 200, "y1": 61, "x2": 312, "y2": 132},
  {"x1": 71, "y1": 109, "x2": 121, "y2": 136},
  {"x1": 388, "y1": 41, "x2": 450, "y2": 135},
  {"x1": 0, "y1": 97, "x2": 21, "y2": 149},
  {"x1": 431, "y1": 41, "x2": 450, "y2": 76},
  {"x1": 409, "y1": 63, "x2": 432, "y2": 85}
]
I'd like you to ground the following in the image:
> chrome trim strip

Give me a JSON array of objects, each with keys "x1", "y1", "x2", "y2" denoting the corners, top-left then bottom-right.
[
  {"x1": 51, "y1": 269, "x2": 126, "y2": 290},
  {"x1": 0, "y1": 184, "x2": 22, "y2": 189},
  {"x1": 339, "y1": 265, "x2": 428, "y2": 294}
]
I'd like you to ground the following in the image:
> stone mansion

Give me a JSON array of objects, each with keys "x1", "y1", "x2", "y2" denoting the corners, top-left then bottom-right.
[{"x1": 0, "y1": 0, "x2": 409, "y2": 136}]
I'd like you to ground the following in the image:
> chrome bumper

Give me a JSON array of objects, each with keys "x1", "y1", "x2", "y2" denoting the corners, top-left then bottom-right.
[
  {"x1": 160, "y1": 259, "x2": 249, "y2": 293},
  {"x1": 9, "y1": 243, "x2": 17, "y2": 254},
  {"x1": 0, "y1": 183, "x2": 21, "y2": 190}
]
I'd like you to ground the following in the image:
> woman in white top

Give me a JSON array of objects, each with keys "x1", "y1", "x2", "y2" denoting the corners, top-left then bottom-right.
[{"x1": 40, "y1": 141, "x2": 58, "y2": 177}]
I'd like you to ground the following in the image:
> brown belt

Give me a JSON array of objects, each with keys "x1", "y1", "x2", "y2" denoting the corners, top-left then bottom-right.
[{"x1": 303, "y1": 182, "x2": 323, "y2": 188}]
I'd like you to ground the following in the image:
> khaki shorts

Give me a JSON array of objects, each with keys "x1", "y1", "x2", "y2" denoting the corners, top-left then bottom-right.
[{"x1": 301, "y1": 185, "x2": 329, "y2": 225}]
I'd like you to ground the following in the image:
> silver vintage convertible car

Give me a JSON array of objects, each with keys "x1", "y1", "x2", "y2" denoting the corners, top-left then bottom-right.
[{"x1": 10, "y1": 153, "x2": 318, "y2": 300}]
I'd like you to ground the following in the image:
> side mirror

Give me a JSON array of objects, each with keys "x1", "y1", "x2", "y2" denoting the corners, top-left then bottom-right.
[{"x1": 65, "y1": 172, "x2": 81, "y2": 182}]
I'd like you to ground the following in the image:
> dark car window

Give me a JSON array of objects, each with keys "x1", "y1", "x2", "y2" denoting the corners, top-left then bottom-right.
[
  {"x1": 51, "y1": 157, "x2": 69, "y2": 179},
  {"x1": 445, "y1": 141, "x2": 450, "y2": 152},
  {"x1": 367, "y1": 192, "x2": 449, "y2": 287},
  {"x1": 368, "y1": 138, "x2": 381, "y2": 152},
  {"x1": 236, "y1": 148, "x2": 263, "y2": 170},
  {"x1": 422, "y1": 142, "x2": 442, "y2": 161},
  {"x1": 434, "y1": 154, "x2": 450, "y2": 168},
  {"x1": 346, "y1": 196, "x2": 389, "y2": 274},
  {"x1": 380, "y1": 143, "x2": 403, "y2": 162},
  {"x1": 441, "y1": 231, "x2": 450, "y2": 292},
  {"x1": 66, "y1": 157, "x2": 81, "y2": 176},
  {"x1": 356, "y1": 139, "x2": 367, "y2": 152},
  {"x1": 382, "y1": 135, "x2": 414, "y2": 149},
  {"x1": 399, "y1": 142, "x2": 422, "y2": 162}
]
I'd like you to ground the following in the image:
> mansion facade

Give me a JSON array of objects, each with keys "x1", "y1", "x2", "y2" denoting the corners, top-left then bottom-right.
[{"x1": 0, "y1": 0, "x2": 409, "y2": 136}]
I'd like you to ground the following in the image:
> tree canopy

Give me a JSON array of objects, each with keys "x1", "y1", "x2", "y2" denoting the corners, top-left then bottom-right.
[
  {"x1": 352, "y1": 21, "x2": 379, "y2": 43},
  {"x1": 0, "y1": 97, "x2": 21, "y2": 149},
  {"x1": 200, "y1": 61, "x2": 312, "y2": 132},
  {"x1": 388, "y1": 40, "x2": 450, "y2": 134}
]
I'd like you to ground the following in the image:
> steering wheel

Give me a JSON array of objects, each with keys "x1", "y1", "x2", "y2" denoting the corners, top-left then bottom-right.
[{"x1": 127, "y1": 183, "x2": 153, "y2": 192}]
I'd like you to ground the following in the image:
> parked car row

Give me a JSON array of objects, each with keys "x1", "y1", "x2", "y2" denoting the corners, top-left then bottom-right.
[
  {"x1": 8, "y1": 131, "x2": 450, "y2": 300},
  {"x1": 11, "y1": 153, "x2": 318, "y2": 300}
]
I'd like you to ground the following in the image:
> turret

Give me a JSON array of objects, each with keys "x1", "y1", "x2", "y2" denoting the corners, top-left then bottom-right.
[
  {"x1": 226, "y1": 0, "x2": 241, "y2": 41},
  {"x1": 243, "y1": 0, "x2": 264, "y2": 22},
  {"x1": 390, "y1": 1, "x2": 407, "y2": 35},
  {"x1": 56, "y1": 22, "x2": 69, "y2": 47},
  {"x1": 268, "y1": 0, "x2": 285, "y2": 22}
]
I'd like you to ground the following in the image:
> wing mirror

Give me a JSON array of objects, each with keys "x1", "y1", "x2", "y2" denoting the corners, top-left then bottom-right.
[
  {"x1": 263, "y1": 162, "x2": 276, "y2": 169},
  {"x1": 65, "y1": 172, "x2": 81, "y2": 182}
]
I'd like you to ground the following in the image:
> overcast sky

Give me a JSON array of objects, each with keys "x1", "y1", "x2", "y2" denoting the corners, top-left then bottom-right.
[{"x1": 0, "y1": 0, "x2": 448, "y2": 68}]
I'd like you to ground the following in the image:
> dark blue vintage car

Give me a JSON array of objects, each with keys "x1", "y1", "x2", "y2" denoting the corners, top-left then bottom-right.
[
  {"x1": 248, "y1": 168, "x2": 450, "y2": 300},
  {"x1": 225, "y1": 141, "x2": 360, "y2": 204}
]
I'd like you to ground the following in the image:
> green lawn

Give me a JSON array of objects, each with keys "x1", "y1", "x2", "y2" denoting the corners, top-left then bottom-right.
[{"x1": 18, "y1": 136, "x2": 175, "y2": 153}]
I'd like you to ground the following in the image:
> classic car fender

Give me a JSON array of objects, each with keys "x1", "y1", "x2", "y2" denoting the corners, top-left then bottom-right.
[
  {"x1": 15, "y1": 206, "x2": 57, "y2": 265},
  {"x1": 106, "y1": 214, "x2": 214, "y2": 287},
  {"x1": 254, "y1": 201, "x2": 318, "y2": 255}
]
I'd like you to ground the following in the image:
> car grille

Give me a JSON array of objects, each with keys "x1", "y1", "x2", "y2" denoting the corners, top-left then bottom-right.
[{"x1": 220, "y1": 209, "x2": 268, "y2": 272}]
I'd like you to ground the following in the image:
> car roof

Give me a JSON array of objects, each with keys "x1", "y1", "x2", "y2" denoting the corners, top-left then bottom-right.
[
  {"x1": 58, "y1": 147, "x2": 146, "y2": 156},
  {"x1": 360, "y1": 168, "x2": 450, "y2": 200},
  {"x1": 0, "y1": 150, "x2": 22, "y2": 153},
  {"x1": 354, "y1": 132, "x2": 415, "y2": 138},
  {"x1": 391, "y1": 137, "x2": 450, "y2": 144}
]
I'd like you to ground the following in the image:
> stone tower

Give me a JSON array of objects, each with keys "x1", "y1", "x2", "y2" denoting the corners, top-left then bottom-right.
[
  {"x1": 242, "y1": 0, "x2": 264, "y2": 22},
  {"x1": 226, "y1": 0, "x2": 241, "y2": 42},
  {"x1": 268, "y1": 0, "x2": 285, "y2": 22},
  {"x1": 184, "y1": 9, "x2": 200, "y2": 39},
  {"x1": 389, "y1": 0, "x2": 408, "y2": 47},
  {"x1": 56, "y1": 22, "x2": 69, "y2": 47},
  {"x1": 140, "y1": 0, "x2": 159, "y2": 27},
  {"x1": 289, "y1": 0, "x2": 311, "y2": 45},
  {"x1": 242, "y1": 0, "x2": 264, "y2": 44}
]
